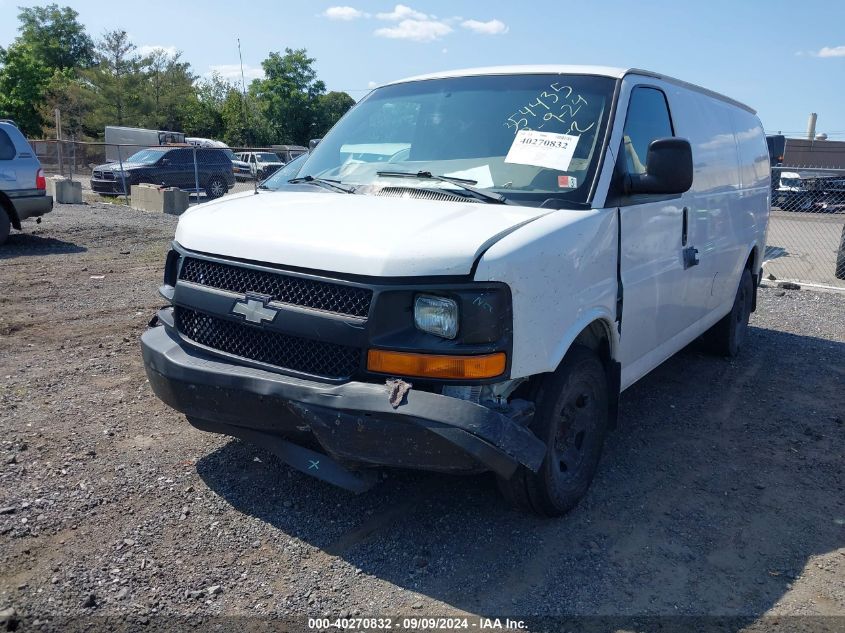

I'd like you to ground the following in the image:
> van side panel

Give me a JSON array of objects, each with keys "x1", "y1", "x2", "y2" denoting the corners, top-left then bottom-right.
[
  {"x1": 591, "y1": 74, "x2": 770, "y2": 390},
  {"x1": 473, "y1": 209, "x2": 618, "y2": 379},
  {"x1": 666, "y1": 87, "x2": 744, "y2": 315}
]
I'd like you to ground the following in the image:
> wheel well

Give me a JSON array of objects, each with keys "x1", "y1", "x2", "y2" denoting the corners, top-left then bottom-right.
[
  {"x1": 745, "y1": 247, "x2": 756, "y2": 273},
  {"x1": 573, "y1": 320, "x2": 614, "y2": 365},
  {"x1": 0, "y1": 191, "x2": 21, "y2": 230},
  {"x1": 746, "y1": 247, "x2": 758, "y2": 313},
  {"x1": 516, "y1": 320, "x2": 621, "y2": 429}
]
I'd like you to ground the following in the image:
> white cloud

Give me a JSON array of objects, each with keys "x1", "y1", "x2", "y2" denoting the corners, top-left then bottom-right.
[
  {"x1": 376, "y1": 4, "x2": 429, "y2": 20},
  {"x1": 322, "y1": 5, "x2": 506, "y2": 44},
  {"x1": 441, "y1": 47, "x2": 448, "y2": 54},
  {"x1": 323, "y1": 6, "x2": 367, "y2": 20},
  {"x1": 367, "y1": 80, "x2": 378, "y2": 88},
  {"x1": 460, "y1": 19, "x2": 508, "y2": 35},
  {"x1": 206, "y1": 64, "x2": 264, "y2": 82},
  {"x1": 138, "y1": 44, "x2": 177, "y2": 57},
  {"x1": 375, "y1": 19, "x2": 452, "y2": 42},
  {"x1": 814, "y1": 45, "x2": 845, "y2": 57}
]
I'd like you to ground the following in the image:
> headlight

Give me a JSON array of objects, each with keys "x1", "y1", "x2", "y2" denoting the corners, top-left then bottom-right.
[{"x1": 414, "y1": 295, "x2": 458, "y2": 339}]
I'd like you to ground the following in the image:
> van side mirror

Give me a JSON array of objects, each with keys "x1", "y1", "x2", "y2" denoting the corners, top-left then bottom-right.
[{"x1": 626, "y1": 137, "x2": 693, "y2": 195}]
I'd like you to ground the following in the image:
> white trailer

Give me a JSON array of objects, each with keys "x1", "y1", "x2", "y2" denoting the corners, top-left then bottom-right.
[{"x1": 104, "y1": 126, "x2": 185, "y2": 162}]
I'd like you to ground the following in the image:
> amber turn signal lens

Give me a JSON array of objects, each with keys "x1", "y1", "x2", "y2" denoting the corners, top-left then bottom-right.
[{"x1": 367, "y1": 349, "x2": 506, "y2": 379}]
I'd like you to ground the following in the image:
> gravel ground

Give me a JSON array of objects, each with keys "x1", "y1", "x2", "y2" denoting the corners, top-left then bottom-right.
[{"x1": 1, "y1": 202, "x2": 843, "y2": 632}]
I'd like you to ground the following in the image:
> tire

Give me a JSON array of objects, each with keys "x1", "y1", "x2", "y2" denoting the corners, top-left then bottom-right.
[
  {"x1": 0, "y1": 209, "x2": 10, "y2": 245},
  {"x1": 835, "y1": 224, "x2": 845, "y2": 280},
  {"x1": 798, "y1": 195, "x2": 813, "y2": 211},
  {"x1": 702, "y1": 267, "x2": 754, "y2": 357},
  {"x1": 205, "y1": 175, "x2": 227, "y2": 199},
  {"x1": 497, "y1": 345, "x2": 610, "y2": 517}
]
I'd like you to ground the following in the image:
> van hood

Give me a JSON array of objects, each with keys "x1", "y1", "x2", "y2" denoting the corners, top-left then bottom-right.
[{"x1": 175, "y1": 190, "x2": 553, "y2": 277}]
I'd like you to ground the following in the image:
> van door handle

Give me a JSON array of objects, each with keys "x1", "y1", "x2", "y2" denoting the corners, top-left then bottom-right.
[{"x1": 681, "y1": 207, "x2": 698, "y2": 269}]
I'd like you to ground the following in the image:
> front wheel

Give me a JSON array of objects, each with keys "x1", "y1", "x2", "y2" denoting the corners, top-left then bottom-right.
[
  {"x1": 498, "y1": 345, "x2": 610, "y2": 517},
  {"x1": 702, "y1": 267, "x2": 753, "y2": 357},
  {"x1": 205, "y1": 176, "x2": 227, "y2": 199}
]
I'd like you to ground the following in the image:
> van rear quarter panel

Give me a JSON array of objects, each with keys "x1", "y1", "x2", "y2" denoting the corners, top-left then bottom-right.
[
  {"x1": 731, "y1": 108, "x2": 771, "y2": 273},
  {"x1": 473, "y1": 209, "x2": 618, "y2": 379}
]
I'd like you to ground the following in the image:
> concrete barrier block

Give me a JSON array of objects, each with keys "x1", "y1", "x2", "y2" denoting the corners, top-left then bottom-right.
[
  {"x1": 130, "y1": 184, "x2": 189, "y2": 215},
  {"x1": 46, "y1": 176, "x2": 83, "y2": 204}
]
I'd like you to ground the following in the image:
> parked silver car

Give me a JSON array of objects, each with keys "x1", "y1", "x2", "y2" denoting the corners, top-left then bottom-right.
[{"x1": 0, "y1": 120, "x2": 52, "y2": 244}]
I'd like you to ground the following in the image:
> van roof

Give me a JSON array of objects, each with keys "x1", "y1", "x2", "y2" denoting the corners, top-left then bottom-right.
[{"x1": 383, "y1": 65, "x2": 756, "y2": 114}]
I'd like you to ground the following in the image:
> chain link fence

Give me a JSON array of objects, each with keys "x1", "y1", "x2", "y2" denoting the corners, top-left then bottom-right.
[
  {"x1": 31, "y1": 139, "x2": 302, "y2": 203},
  {"x1": 767, "y1": 165, "x2": 845, "y2": 288},
  {"x1": 27, "y1": 140, "x2": 845, "y2": 289}
]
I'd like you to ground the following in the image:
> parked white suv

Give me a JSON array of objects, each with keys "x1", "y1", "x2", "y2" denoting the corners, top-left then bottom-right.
[
  {"x1": 236, "y1": 151, "x2": 286, "y2": 180},
  {"x1": 142, "y1": 66, "x2": 770, "y2": 515},
  {"x1": 0, "y1": 120, "x2": 52, "y2": 244}
]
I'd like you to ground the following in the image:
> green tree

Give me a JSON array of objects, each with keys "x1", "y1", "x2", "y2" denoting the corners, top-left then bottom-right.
[
  {"x1": 16, "y1": 4, "x2": 94, "y2": 71},
  {"x1": 314, "y1": 91, "x2": 355, "y2": 138},
  {"x1": 0, "y1": 44, "x2": 52, "y2": 135},
  {"x1": 221, "y1": 87, "x2": 272, "y2": 147},
  {"x1": 38, "y1": 68, "x2": 97, "y2": 139},
  {"x1": 0, "y1": 4, "x2": 93, "y2": 135},
  {"x1": 143, "y1": 48, "x2": 196, "y2": 131},
  {"x1": 253, "y1": 48, "x2": 326, "y2": 144},
  {"x1": 84, "y1": 30, "x2": 147, "y2": 128},
  {"x1": 183, "y1": 73, "x2": 229, "y2": 139}
]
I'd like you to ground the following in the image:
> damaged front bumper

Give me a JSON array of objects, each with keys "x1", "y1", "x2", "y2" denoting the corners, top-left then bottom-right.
[{"x1": 141, "y1": 325, "x2": 545, "y2": 492}]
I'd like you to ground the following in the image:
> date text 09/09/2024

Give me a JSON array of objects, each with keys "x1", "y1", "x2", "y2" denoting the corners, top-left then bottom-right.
[{"x1": 307, "y1": 617, "x2": 527, "y2": 630}]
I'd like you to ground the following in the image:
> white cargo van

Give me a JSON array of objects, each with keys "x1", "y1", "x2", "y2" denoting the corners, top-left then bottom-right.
[{"x1": 141, "y1": 66, "x2": 770, "y2": 515}]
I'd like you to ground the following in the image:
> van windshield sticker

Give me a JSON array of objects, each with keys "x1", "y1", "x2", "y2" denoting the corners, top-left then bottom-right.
[
  {"x1": 504, "y1": 130, "x2": 580, "y2": 172},
  {"x1": 506, "y1": 83, "x2": 595, "y2": 135}
]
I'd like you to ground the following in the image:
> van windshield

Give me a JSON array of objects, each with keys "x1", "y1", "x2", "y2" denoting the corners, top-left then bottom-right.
[
  {"x1": 125, "y1": 148, "x2": 167, "y2": 164},
  {"x1": 298, "y1": 74, "x2": 615, "y2": 206}
]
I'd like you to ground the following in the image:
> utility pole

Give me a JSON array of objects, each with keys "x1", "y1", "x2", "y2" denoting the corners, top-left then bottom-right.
[
  {"x1": 237, "y1": 38, "x2": 250, "y2": 146},
  {"x1": 55, "y1": 108, "x2": 63, "y2": 178}
]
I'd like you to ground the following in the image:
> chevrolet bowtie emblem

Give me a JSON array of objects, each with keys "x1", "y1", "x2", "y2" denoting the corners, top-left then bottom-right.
[{"x1": 231, "y1": 293, "x2": 278, "y2": 324}]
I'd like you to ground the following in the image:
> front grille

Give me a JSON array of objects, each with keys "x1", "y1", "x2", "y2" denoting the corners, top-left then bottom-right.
[
  {"x1": 175, "y1": 307, "x2": 361, "y2": 379},
  {"x1": 179, "y1": 258, "x2": 372, "y2": 318},
  {"x1": 93, "y1": 170, "x2": 115, "y2": 180}
]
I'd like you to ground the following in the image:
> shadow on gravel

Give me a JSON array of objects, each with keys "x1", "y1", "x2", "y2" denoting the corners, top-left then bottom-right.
[
  {"x1": 197, "y1": 325, "x2": 844, "y2": 619},
  {"x1": 0, "y1": 232, "x2": 86, "y2": 258}
]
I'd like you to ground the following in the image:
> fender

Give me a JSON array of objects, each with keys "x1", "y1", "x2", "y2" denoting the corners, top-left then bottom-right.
[
  {"x1": 546, "y1": 309, "x2": 620, "y2": 375},
  {"x1": 473, "y1": 208, "x2": 619, "y2": 379}
]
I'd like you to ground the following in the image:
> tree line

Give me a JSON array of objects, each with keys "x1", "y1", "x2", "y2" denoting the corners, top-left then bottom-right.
[{"x1": 0, "y1": 4, "x2": 356, "y2": 146}]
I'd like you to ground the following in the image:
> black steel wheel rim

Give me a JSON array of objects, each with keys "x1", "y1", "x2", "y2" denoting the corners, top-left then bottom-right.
[{"x1": 554, "y1": 382, "x2": 597, "y2": 482}]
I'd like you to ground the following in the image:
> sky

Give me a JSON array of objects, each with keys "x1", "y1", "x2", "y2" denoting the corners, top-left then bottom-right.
[{"x1": 2, "y1": 0, "x2": 845, "y2": 138}]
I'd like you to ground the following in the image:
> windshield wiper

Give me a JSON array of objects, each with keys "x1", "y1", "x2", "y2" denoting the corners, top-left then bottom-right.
[
  {"x1": 376, "y1": 170, "x2": 510, "y2": 204},
  {"x1": 287, "y1": 175, "x2": 357, "y2": 194}
]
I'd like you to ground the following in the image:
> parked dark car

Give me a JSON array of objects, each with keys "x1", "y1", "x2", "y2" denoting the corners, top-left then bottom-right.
[{"x1": 90, "y1": 147, "x2": 235, "y2": 199}]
